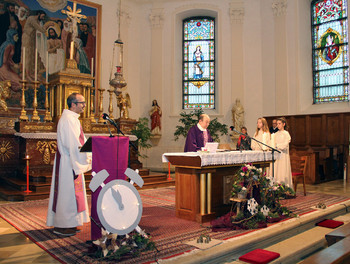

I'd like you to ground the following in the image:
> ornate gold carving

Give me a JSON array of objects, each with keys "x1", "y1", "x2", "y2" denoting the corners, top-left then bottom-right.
[
  {"x1": 0, "y1": 140, "x2": 15, "y2": 162},
  {"x1": 0, "y1": 80, "x2": 11, "y2": 112},
  {"x1": 23, "y1": 125, "x2": 54, "y2": 131},
  {"x1": 36, "y1": 141, "x2": 57, "y2": 164}
]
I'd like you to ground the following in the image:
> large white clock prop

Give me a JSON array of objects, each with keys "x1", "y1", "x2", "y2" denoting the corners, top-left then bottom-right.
[{"x1": 90, "y1": 168, "x2": 144, "y2": 235}]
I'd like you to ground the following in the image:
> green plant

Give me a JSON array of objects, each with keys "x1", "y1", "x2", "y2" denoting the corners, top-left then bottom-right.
[
  {"x1": 174, "y1": 109, "x2": 228, "y2": 141},
  {"x1": 131, "y1": 117, "x2": 152, "y2": 158}
]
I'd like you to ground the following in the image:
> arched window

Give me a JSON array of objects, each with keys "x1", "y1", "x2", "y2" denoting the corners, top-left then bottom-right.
[
  {"x1": 183, "y1": 17, "x2": 215, "y2": 109},
  {"x1": 312, "y1": 0, "x2": 349, "y2": 103}
]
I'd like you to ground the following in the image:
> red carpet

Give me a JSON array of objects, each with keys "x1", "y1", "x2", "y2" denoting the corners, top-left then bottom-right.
[{"x1": 0, "y1": 187, "x2": 349, "y2": 263}]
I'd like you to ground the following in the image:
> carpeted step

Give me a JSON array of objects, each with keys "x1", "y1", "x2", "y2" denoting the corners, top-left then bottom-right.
[
  {"x1": 141, "y1": 173, "x2": 168, "y2": 183},
  {"x1": 138, "y1": 168, "x2": 150, "y2": 176},
  {"x1": 136, "y1": 179, "x2": 175, "y2": 190}
]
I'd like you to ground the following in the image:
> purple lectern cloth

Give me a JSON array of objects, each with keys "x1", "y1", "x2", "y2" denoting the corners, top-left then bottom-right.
[{"x1": 91, "y1": 136, "x2": 129, "y2": 240}]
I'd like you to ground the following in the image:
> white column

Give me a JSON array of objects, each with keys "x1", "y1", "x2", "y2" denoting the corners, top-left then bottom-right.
[
  {"x1": 272, "y1": 0, "x2": 289, "y2": 114},
  {"x1": 149, "y1": 7, "x2": 164, "y2": 106},
  {"x1": 230, "y1": 0, "x2": 245, "y2": 105}
]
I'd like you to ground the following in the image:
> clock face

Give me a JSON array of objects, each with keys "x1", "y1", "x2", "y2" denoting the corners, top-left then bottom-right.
[{"x1": 97, "y1": 180, "x2": 143, "y2": 235}]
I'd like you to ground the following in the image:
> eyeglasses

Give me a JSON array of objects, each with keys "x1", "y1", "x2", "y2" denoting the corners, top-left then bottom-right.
[{"x1": 74, "y1": 101, "x2": 86, "y2": 105}]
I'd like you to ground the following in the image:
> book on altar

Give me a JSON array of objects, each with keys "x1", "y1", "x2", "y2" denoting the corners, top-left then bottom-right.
[{"x1": 205, "y1": 142, "x2": 219, "y2": 153}]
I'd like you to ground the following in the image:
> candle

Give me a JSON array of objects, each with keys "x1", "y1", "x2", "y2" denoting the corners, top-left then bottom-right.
[
  {"x1": 34, "y1": 48, "x2": 38, "y2": 82},
  {"x1": 46, "y1": 51, "x2": 49, "y2": 83},
  {"x1": 70, "y1": 41, "x2": 74, "y2": 60},
  {"x1": 91, "y1": 57, "x2": 94, "y2": 76},
  {"x1": 271, "y1": 133, "x2": 275, "y2": 149},
  {"x1": 22, "y1": 47, "x2": 25, "y2": 81}
]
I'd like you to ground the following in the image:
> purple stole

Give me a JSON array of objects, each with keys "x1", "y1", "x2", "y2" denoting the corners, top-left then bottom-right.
[{"x1": 52, "y1": 125, "x2": 86, "y2": 213}]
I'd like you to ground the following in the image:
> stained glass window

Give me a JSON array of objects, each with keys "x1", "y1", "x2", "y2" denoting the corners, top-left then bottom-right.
[
  {"x1": 312, "y1": 0, "x2": 349, "y2": 103},
  {"x1": 183, "y1": 17, "x2": 215, "y2": 109}
]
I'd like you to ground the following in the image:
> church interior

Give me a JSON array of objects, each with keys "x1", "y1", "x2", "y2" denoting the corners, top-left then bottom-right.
[{"x1": 1, "y1": 0, "x2": 350, "y2": 263}]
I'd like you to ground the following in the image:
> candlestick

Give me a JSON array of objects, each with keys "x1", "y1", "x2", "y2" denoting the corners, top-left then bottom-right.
[
  {"x1": 46, "y1": 51, "x2": 49, "y2": 83},
  {"x1": 19, "y1": 80, "x2": 28, "y2": 121},
  {"x1": 31, "y1": 81, "x2": 40, "y2": 122},
  {"x1": 24, "y1": 154, "x2": 32, "y2": 193},
  {"x1": 98, "y1": 88, "x2": 105, "y2": 123},
  {"x1": 34, "y1": 48, "x2": 38, "y2": 82},
  {"x1": 44, "y1": 82, "x2": 52, "y2": 122},
  {"x1": 22, "y1": 47, "x2": 25, "y2": 81},
  {"x1": 70, "y1": 41, "x2": 74, "y2": 60}
]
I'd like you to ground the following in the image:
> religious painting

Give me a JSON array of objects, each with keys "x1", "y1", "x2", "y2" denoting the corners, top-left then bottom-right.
[
  {"x1": 0, "y1": 0, "x2": 100, "y2": 111},
  {"x1": 312, "y1": 0, "x2": 349, "y2": 103},
  {"x1": 183, "y1": 17, "x2": 215, "y2": 109}
]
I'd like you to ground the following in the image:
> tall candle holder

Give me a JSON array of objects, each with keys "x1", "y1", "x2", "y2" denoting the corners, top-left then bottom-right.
[
  {"x1": 90, "y1": 88, "x2": 96, "y2": 123},
  {"x1": 108, "y1": 89, "x2": 114, "y2": 119},
  {"x1": 43, "y1": 82, "x2": 52, "y2": 122},
  {"x1": 19, "y1": 80, "x2": 29, "y2": 121},
  {"x1": 23, "y1": 154, "x2": 32, "y2": 194},
  {"x1": 31, "y1": 81, "x2": 40, "y2": 122},
  {"x1": 98, "y1": 88, "x2": 105, "y2": 123}
]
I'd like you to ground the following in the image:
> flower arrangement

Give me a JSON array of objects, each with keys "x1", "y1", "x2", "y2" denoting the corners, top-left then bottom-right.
[{"x1": 225, "y1": 164, "x2": 296, "y2": 229}]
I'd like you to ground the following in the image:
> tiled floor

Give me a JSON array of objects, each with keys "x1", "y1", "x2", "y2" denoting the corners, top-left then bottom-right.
[{"x1": 0, "y1": 180, "x2": 350, "y2": 263}]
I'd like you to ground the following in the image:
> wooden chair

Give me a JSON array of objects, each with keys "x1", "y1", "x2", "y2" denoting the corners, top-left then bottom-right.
[{"x1": 291, "y1": 155, "x2": 308, "y2": 196}]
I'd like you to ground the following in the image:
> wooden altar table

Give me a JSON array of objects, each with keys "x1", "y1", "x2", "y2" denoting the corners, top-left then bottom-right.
[{"x1": 162, "y1": 151, "x2": 280, "y2": 223}]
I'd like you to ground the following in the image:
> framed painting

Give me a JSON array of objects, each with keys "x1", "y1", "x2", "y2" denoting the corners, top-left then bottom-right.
[{"x1": 0, "y1": 0, "x2": 101, "y2": 111}]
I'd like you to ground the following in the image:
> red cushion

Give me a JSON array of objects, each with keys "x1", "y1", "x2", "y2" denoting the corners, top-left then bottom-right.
[
  {"x1": 239, "y1": 248, "x2": 280, "y2": 264},
  {"x1": 316, "y1": 219, "x2": 344, "y2": 229},
  {"x1": 292, "y1": 172, "x2": 303, "y2": 176}
]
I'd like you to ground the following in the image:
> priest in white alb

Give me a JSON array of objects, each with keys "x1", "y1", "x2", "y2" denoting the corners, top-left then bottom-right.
[{"x1": 46, "y1": 93, "x2": 91, "y2": 236}]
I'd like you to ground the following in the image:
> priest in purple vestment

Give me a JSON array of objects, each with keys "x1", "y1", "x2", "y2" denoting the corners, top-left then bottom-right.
[{"x1": 184, "y1": 114, "x2": 213, "y2": 152}]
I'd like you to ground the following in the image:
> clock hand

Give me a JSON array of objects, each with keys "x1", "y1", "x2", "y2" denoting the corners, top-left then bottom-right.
[{"x1": 111, "y1": 188, "x2": 124, "y2": 210}]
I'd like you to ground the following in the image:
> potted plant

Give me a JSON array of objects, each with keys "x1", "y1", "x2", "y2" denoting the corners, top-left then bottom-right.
[
  {"x1": 174, "y1": 108, "x2": 228, "y2": 142},
  {"x1": 131, "y1": 117, "x2": 152, "y2": 158}
]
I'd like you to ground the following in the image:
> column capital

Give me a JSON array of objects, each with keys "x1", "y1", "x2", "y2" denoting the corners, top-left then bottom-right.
[
  {"x1": 272, "y1": 0, "x2": 287, "y2": 17},
  {"x1": 229, "y1": 0, "x2": 244, "y2": 24},
  {"x1": 149, "y1": 8, "x2": 164, "y2": 29}
]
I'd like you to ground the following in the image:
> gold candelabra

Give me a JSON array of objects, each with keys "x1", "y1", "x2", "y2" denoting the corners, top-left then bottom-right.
[
  {"x1": 19, "y1": 80, "x2": 29, "y2": 121},
  {"x1": 98, "y1": 88, "x2": 105, "y2": 123},
  {"x1": 43, "y1": 82, "x2": 52, "y2": 122},
  {"x1": 90, "y1": 87, "x2": 96, "y2": 123},
  {"x1": 108, "y1": 89, "x2": 114, "y2": 119},
  {"x1": 31, "y1": 81, "x2": 40, "y2": 122}
]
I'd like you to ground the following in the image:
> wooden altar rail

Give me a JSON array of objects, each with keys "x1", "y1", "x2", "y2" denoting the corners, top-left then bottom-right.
[{"x1": 266, "y1": 112, "x2": 350, "y2": 183}]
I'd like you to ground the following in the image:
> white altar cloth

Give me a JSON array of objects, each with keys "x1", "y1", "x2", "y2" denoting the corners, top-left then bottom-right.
[{"x1": 162, "y1": 150, "x2": 281, "y2": 167}]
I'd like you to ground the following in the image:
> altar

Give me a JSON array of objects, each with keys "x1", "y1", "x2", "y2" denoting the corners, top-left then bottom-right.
[{"x1": 162, "y1": 151, "x2": 280, "y2": 223}]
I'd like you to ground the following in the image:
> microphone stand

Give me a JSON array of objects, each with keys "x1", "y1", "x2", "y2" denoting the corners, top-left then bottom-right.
[
  {"x1": 104, "y1": 118, "x2": 138, "y2": 152},
  {"x1": 231, "y1": 128, "x2": 281, "y2": 179},
  {"x1": 104, "y1": 122, "x2": 114, "y2": 137}
]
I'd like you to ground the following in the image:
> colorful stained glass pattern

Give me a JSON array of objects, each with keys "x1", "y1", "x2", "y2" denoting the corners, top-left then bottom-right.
[
  {"x1": 183, "y1": 17, "x2": 215, "y2": 109},
  {"x1": 312, "y1": 0, "x2": 349, "y2": 103}
]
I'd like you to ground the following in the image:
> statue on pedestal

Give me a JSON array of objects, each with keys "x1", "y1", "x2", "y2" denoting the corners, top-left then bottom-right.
[
  {"x1": 117, "y1": 92, "x2": 131, "y2": 119},
  {"x1": 232, "y1": 98, "x2": 244, "y2": 131},
  {"x1": 149, "y1": 99, "x2": 162, "y2": 136}
]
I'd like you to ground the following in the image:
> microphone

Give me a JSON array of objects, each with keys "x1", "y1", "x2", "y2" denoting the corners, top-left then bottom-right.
[
  {"x1": 102, "y1": 113, "x2": 115, "y2": 124},
  {"x1": 230, "y1": 126, "x2": 240, "y2": 134}
]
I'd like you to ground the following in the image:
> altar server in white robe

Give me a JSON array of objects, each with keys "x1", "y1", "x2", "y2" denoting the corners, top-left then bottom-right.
[
  {"x1": 46, "y1": 93, "x2": 91, "y2": 236},
  {"x1": 251, "y1": 117, "x2": 271, "y2": 151},
  {"x1": 273, "y1": 117, "x2": 293, "y2": 189}
]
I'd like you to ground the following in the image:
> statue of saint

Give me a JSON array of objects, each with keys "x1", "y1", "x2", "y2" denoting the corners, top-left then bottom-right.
[
  {"x1": 149, "y1": 99, "x2": 162, "y2": 135},
  {"x1": 232, "y1": 98, "x2": 244, "y2": 131}
]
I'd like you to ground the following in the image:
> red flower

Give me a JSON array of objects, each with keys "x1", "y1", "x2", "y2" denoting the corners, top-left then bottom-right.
[{"x1": 242, "y1": 166, "x2": 248, "y2": 172}]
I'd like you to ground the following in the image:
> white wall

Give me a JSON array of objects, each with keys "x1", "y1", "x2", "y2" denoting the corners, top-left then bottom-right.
[{"x1": 90, "y1": 0, "x2": 350, "y2": 170}]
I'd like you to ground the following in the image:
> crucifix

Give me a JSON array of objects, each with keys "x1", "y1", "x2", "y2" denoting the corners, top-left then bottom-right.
[{"x1": 61, "y1": 1, "x2": 87, "y2": 42}]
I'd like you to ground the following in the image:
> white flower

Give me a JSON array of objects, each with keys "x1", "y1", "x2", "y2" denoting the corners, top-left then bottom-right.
[
  {"x1": 241, "y1": 187, "x2": 247, "y2": 191},
  {"x1": 240, "y1": 172, "x2": 245, "y2": 176}
]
